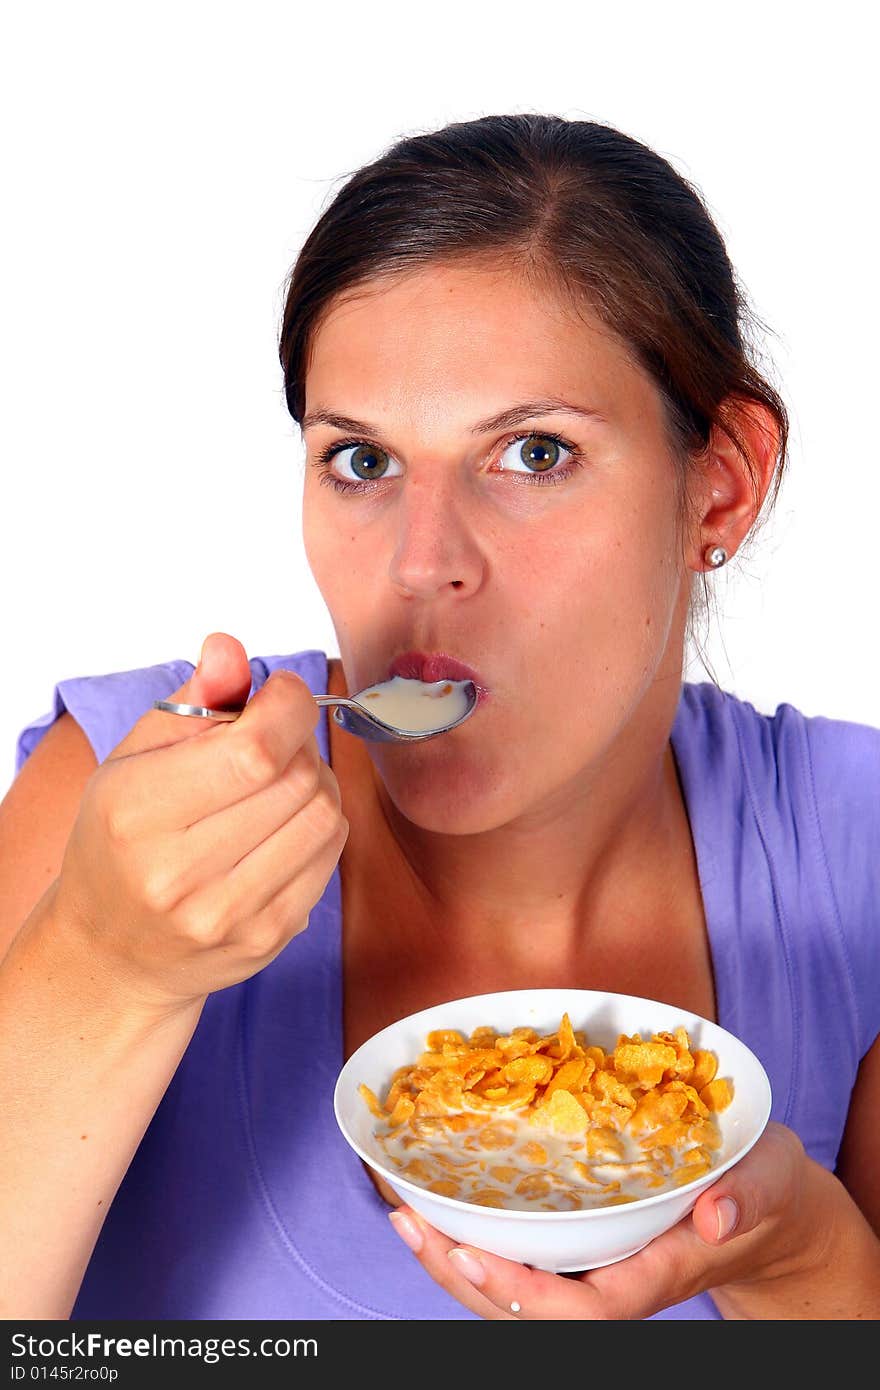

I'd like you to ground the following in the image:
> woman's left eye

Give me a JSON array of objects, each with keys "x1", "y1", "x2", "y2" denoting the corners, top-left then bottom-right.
[{"x1": 496, "y1": 432, "x2": 576, "y2": 481}]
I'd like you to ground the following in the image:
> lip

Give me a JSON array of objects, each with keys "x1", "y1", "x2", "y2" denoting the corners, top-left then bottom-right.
[{"x1": 387, "y1": 650, "x2": 490, "y2": 704}]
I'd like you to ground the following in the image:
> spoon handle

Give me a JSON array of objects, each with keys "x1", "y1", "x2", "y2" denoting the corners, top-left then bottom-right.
[
  {"x1": 152, "y1": 700, "x2": 241, "y2": 721},
  {"x1": 152, "y1": 694, "x2": 355, "y2": 722}
]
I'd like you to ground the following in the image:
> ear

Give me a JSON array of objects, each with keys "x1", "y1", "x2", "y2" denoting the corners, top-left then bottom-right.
[{"x1": 687, "y1": 396, "x2": 782, "y2": 571}]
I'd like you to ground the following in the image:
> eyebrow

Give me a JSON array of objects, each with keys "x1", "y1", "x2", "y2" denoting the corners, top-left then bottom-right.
[{"x1": 300, "y1": 397, "x2": 607, "y2": 437}]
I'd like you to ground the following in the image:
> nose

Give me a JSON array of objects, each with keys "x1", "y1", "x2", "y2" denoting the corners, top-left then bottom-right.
[{"x1": 388, "y1": 472, "x2": 485, "y2": 601}]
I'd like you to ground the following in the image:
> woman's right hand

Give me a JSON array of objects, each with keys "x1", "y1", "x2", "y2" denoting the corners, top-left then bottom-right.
[{"x1": 46, "y1": 632, "x2": 349, "y2": 1013}]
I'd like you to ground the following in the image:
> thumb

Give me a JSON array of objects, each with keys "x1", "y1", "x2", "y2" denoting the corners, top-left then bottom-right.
[
  {"x1": 109, "y1": 631, "x2": 254, "y2": 759},
  {"x1": 185, "y1": 631, "x2": 254, "y2": 712},
  {"x1": 690, "y1": 1122, "x2": 802, "y2": 1247}
]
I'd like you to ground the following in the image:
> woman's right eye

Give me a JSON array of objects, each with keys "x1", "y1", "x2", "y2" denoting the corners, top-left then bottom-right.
[{"x1": 316, "y1": 440, "x2": 403, "y2": 488}]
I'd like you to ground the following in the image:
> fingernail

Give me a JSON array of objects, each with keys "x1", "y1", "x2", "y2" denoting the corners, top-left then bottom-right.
[
  {"x1": 448, "y1": 1247, "x2": 486, "y2": 1286},
  {"x1": 388, "y1": 1210, "x2": 423, "y2": 1254},
  {"x1": 198, "y1": 637, "x2": 210, "y2": 671},
  {"x1": 715, "y1": 1197, "x2": 739, "y2": 1241}
]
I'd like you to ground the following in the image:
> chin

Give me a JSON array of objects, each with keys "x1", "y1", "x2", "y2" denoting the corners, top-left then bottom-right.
[{"x1": 375, "y1": 751, "x2": 512, "y2": 835}]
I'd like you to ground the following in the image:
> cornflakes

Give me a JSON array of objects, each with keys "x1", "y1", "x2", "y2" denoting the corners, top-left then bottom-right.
[{"x1": 360, "y1": 1014, "x2": 732, "y2": 1211}]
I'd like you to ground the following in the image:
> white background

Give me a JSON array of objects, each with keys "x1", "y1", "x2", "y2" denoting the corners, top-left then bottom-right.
[{"x1": 2, "y1": 1, "x2": 878, "y2": 791}]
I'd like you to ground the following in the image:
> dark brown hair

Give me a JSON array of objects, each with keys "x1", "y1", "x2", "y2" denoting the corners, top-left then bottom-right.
[{"x1": 279, "y1": 113, "x2": 789, "y2": 664}]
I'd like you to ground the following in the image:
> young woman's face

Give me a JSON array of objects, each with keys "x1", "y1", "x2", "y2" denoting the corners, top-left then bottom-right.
[{"x1": 302, "y1": 260, "x2": 698, "y2": 833}]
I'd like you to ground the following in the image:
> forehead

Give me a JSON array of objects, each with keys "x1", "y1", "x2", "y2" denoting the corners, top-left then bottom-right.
[{"x1": 304, "y1": 260, "x2": 648, "y2": 425}]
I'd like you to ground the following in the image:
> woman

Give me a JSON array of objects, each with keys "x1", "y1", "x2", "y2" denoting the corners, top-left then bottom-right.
[{"x1": 2, "y1": 114, "x2": 878, "y2": 1321}]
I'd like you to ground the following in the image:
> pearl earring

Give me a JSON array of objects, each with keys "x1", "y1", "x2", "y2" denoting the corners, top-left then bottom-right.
[{"x1": 705, "y1": 544, "x2": 728, "y2": 568}]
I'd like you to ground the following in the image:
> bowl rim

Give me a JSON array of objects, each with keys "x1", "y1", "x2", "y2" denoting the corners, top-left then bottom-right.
[{"x1": 333, "y1": 987, "x2": 773, "y2": 1222}]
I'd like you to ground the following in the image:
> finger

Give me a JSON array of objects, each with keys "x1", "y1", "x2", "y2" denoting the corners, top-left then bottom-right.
[
  {"x1": 109, "y1": 632, "x2": 254, "y2": 758},
  {"x1": 179, "y1": 762, "x2": 345, "y2": 925},
  {"x1": 103, "y1": 664, "x2": 321, "y2": 832},
  {"x1": 229, "y1": 817, "x2": 351, "y2": 957},
  {"x1": 387, "y1": 1207, "x2": 518, "y2": 1320},
  {"x1": 445, "y1": 1241, "x2": 607, "y2": 1320},
  {"x1": 166, "y1": 738, "x2": 325, "y2": 888},
  {"x1": 123, "y1": 739, "x2": 327, "y2": 909}
]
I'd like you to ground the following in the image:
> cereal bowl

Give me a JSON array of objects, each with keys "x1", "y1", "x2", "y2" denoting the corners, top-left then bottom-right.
[{"x1": 333, "y1": 988, "x2": 772, "y2": 1272}]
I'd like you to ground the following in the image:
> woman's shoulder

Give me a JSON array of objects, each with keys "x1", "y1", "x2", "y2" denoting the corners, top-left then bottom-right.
[
  {"x1": 680, "y1": 680, "x2": 879, "y2": 960},
  {"x1": 677, "y1": 679, "x2": 880, "y2": 839},
  {"x1": 680, "y1": 681, "x2": 880, "y2": 1055},
  {"x1": 678, "y1": 679, "x2": 880, "y2": 788},
  {"x1": 15, "y1": 648, "x2": 330, "y2": 775}
]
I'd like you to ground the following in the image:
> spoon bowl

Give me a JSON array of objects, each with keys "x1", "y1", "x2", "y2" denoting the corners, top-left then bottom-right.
[
  {"x1": 320, "y1": 684, "x2": 478, "y2": 742},
  {"x1": 152, "y1": 678, "x2": 479, "y2": 743}
]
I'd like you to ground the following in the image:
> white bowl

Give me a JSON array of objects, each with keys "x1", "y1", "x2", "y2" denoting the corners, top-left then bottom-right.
[{"x1": 334, "y1": 988, "x2": 772, "y2": 1273}]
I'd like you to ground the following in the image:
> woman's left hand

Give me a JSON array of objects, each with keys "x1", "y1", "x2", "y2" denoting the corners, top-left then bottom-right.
[{"x1": 388, "y1": 1122, "x2": 877, "y2": 1319}]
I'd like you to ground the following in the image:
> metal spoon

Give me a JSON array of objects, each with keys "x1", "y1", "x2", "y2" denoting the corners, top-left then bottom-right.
[{"x1": 152, "y1": 679, "x2": 478, "y2": 743}]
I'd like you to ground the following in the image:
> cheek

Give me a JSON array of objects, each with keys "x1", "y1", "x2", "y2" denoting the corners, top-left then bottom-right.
[
  {"x1": 301, "y1": 490, "x2": 327, "y2": 586},
  {"x1": 519, "y1": 518, "x2": 680, "y2": 717},
  {"x1": 537, "y1": 504, "x2": 678, "y2": 628},
  {"x1": 302, "y1": 493, "x2": 370, "y2": 605}
]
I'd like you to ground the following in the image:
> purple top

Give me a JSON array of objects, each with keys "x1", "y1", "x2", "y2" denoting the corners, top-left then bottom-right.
[{"x1": 14, "y1": 651, "x2": 880, "y2": 1321}]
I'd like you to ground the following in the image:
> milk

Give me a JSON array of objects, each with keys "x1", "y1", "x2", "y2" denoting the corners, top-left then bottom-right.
[
  {"x1": 356, "y1": 675, "x2": 472, "y2": 733},
  {"x1": 377, "y1": 1107, "x2": 715, "y2": 1211}
]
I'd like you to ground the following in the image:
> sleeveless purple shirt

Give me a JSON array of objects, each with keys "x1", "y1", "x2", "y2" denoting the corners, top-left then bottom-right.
[{"x1": 14, "y1": 651, "x2": 880, "y2": 1321}]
